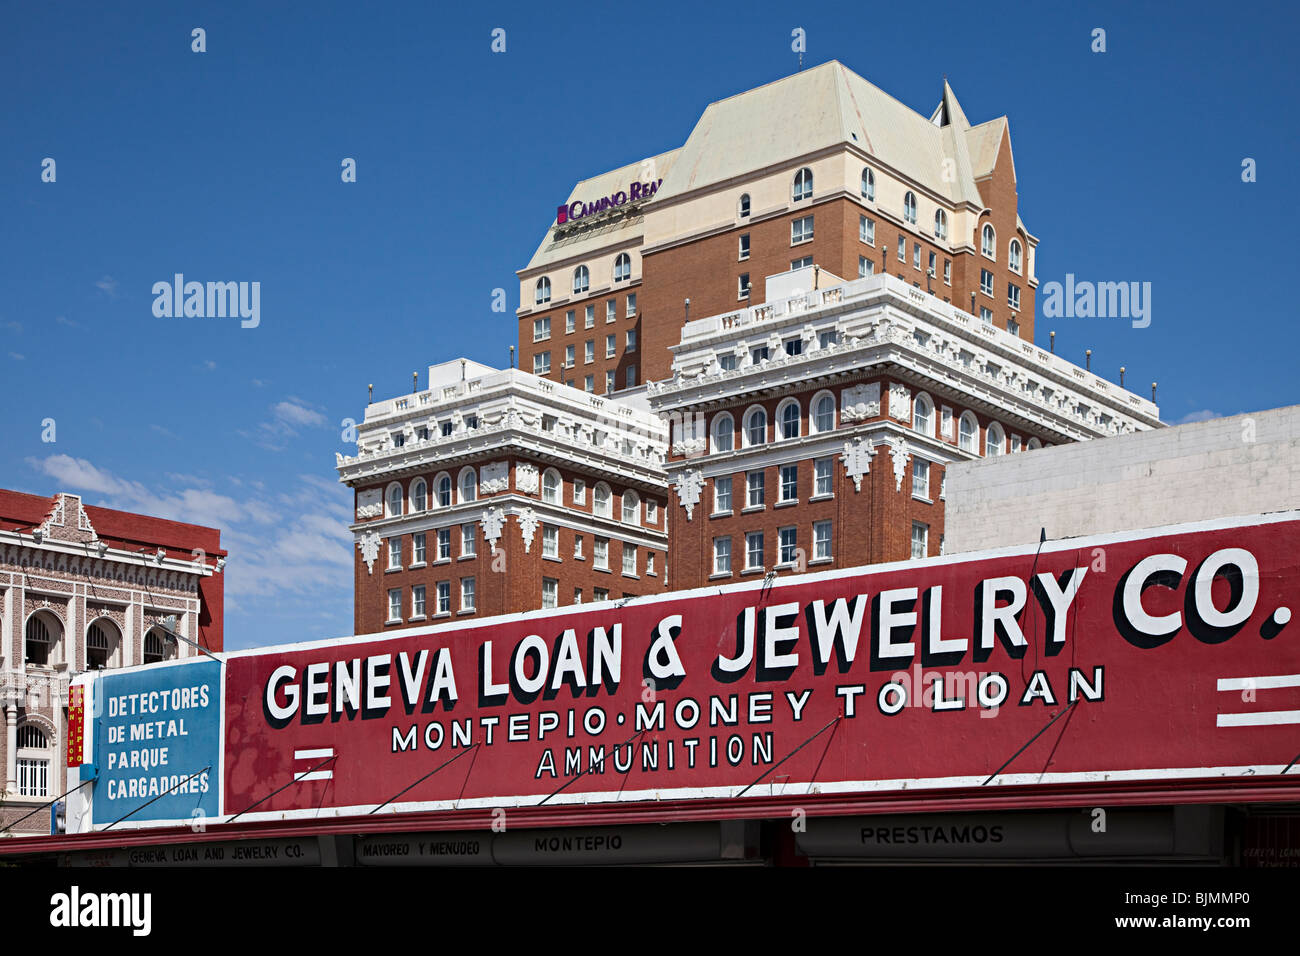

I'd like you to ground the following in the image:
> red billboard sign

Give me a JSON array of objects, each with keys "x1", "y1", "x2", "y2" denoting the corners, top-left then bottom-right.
[{"x1": 221, "y1": 514, "x2": 1300, "y2": 821}]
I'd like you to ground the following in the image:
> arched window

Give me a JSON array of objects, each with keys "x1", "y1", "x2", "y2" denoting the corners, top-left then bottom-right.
[
  {"x1": 16, "y1": 722, "x2": 50, "y2": 797},
  {"x1": 861, "y1": 167, "x2": 875, "y2": 201},
  {"x1": 738, "y1": 193, "x2": 751, "y2": 218},
  {"x1": 572, "y1": 266, "x2": 590, "y2": 295},
  {"x1": 144, "y1": 627, "x2": 170, "y2": 664},
  {"x1": 614, "y1": 253, "x2": 631, "y2": 283},
  {"x1": 744, "y1": 407, "x2": 768, "y2": 447},
  {"x1": 622, "y1": 490, "x2": 640, "y2": 524},
  {"x1": 913, "y1": 394, "x2": 934, "y2": 436},
  {"x1": 86, "y1": 619, "x2": 120, "y2": 670},
  {"x1": 959, "y1": 413, "x2": 979, "y2": 453},
  {"x1": 934, "y1": 209, "x2": 948, "y2": 240},
  {"x1": 542, "y1": 468, "x2": 561, "y2": 505},
  {"x1": 982, "y1": 224, "x2": 996, "y2": 258},
  {"x1": 903, "y1": 192, "x2": 917, "y2": 225},
  {"x1": 792, "y1": 167, "x2": 814, "y2": 202},
  {"x1": 778, "y1": 399, "x2": 801, "y2": 440},
  {"x1": 24, "y1": 611, "x2": 60, "y2": 666},
  {"x1": 593, "y1": 483, "x2": 612, "y2": 518},
  {"x1": 712, "y1": 413, "x2": 735, "y2": 453},
  {"x1": 986, "y1": 422, "x2": 1005, "y2": 456},
  {"x1": 435, "y1": 473, "x2": 452, "y2": 508},
  {"x1": 386, "y1": 483, "x2": 404, "y2": 518},
  {"x1": 1026, "y1": 437, "x2": 1042, "y2": 451},
  {"x1": 1009, "y1": 239, "x2": 1023, "y2": 273},
  {"x1": 411, "y1": 478, "x2": 428, "y2": 512},
  {"x1": 535, "y1": 277, "x2": 551, "y2": 304},
  {"x1": 458, "y1": 467, "x2": 477, "y2": 504},
  {"x1": 812, "y1": 393, "x2": 835, "y2": 433}
]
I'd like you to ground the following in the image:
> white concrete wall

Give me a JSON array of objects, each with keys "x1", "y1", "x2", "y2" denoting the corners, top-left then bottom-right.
[{"x1": 945, "y1": 405, "x2": 1300, "y2": 553}]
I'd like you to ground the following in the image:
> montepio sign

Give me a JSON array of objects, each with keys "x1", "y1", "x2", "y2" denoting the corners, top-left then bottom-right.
[{"x1": 556, "y1": 178, "x2": 663, "y2": 225}]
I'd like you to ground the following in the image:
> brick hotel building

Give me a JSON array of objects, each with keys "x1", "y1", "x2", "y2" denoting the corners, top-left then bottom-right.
[
  {"x1": 0, "y1": 490, "x2": 225, "y2": 835},
  {"x1": 338, "y1": 360, "x2": 669, "y2": 631},
  {"x1": 346, "y1": 60, "x2": 1161, "y2": 621}
]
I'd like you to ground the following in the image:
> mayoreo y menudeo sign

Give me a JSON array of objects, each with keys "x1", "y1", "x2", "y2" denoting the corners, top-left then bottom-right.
[{"x1": 218, "y1": 512, "x2": 1300, "y2": 823}]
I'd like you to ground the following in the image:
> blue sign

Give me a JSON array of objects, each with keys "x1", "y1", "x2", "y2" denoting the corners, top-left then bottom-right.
[{"x1": 91, "y1": 658, "x2": 222, "y2": 826}]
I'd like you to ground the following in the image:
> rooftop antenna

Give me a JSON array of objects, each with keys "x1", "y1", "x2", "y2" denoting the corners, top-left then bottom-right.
[{"x1": 509, "y1": 345, "x2": 515, "y2": 369}]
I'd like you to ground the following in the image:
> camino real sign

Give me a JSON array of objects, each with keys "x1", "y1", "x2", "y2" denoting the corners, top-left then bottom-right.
[
  {"x1": 91, "y1": 658, "x2": 222, "y2": 827},
  {"x1": 219, "y1": 512, "x2": 1300, "y2": 823},
  {"x1": 556, "y1": 178, "x2": 663, "y2": 225}
]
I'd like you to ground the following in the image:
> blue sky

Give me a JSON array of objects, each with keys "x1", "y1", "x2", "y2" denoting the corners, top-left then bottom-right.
[{"x1": 2, "y1": 1, "x2": 1295, "y2": 650}]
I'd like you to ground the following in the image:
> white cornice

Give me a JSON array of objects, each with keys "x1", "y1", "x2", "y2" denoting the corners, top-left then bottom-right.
[{"x1": 0, "y1": 531, "x2": 214, "y2": 578}]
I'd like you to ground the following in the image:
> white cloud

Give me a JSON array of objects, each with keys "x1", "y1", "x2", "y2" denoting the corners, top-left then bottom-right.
[
  {"x1": 8, "y1": 352, "x2": 24, "y2": 361},
  {"x1": 94, "y1": 275, "x2": 119, "y2": 298},
  {"x1": 273, "y1": 398, "x2": 327, "y2": 428},
  {"x1": 1174, "y1": 409, "x2": 1220, "y2": 425}
]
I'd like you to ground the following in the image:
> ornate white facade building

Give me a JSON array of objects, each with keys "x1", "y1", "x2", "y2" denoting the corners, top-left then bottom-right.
[{"x1": 337, "y1": 360, "x2": 670, "y2": 630}]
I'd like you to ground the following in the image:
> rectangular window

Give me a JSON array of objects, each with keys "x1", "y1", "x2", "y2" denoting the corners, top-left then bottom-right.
[
  {"x1": 647, "y1": 552, "x2": 655, "y2": 575},
  {"x1": 605, "y1": 333, "x2": 616, "y2": 357},
  {"x1": 747, "y1": 470, "x2": 765, "y2": 508},
  {"x1": 625, "y1": 365, "x2": 636, "y2": 388},
  {"x1": 897, "y1": 236, "x2": 906, "y2": 261},
  {"x1": 859, "y1": 215, "x2": 875, "y2": 245},
  {"x1": 622, "y1": 544, "x2": 637, "y2": 576},
  {"x1": 814, "y1": 520, "x2": 831, "y2": 560},
  {"x1": 436, "y1": 581, "x2": 450, "y2": 614},
  {"x1": 392, "y1": 432, "x2": 405, "y2": 448},
  {"x1": 814, "y1": 457, "x2": 832, "y2": 496},
  {"x1": 719, "y1": 352, "x2": 738, "y2": 371},
  {"x1": 606, "y1": 299, "x2": 616, "y2": 323},
  {"x1": 594, "y1": 587, "x2": 609, "y2": 602},
  {"x1": 437, "y1": 527, "x2": 451, "y2": 560},
  {"x1": 543, "y1": 525, "x2": 558, "y2": 559},
  {"x1": 626, "y1": 293, "x2": 636, "y2": 317},
  {"x1": 387, "y1": 588, "x2": 401, "y2": 622},
  {"x1": 715, "y1": 476, "x2": 733, "y2": 513},
  {"x1": 584, "y1": 375, "x2": 594, "y2": 392},
  {"x1": 1008, "y1": 283, "x2": 1021, "y2": 311},
  {"x1": 574, "y1": 534, "x2": 584, "y2": 558},
  {"x1": 585, "y1": 340, "x2": 594, "y2": 363},
  {"x1": 441, "y1": 421, "x2": 453, "y2": 437},
  {"x1": 980, "y1": 306, "x2": 994, "y2": 324},
  {"x1": 533, "y1": 316, "x2": 550, "y2": 342},
  {"x1": 980, "y1": 269, "x2": 994, "y2": 297},
  {"x1": 573, "y1": 479, "x2": 586, "y2": 504},
  {"x1": 739, "y1": 233, "x2": 750, "y2": 260},
  {"x1": 565, "y1": 310, "x2": 575, "y2": 333},
  {"x1": 713, "y1": 536, "x2": 732, "y2": 574},
  {"x1": 645, "y1": 499, "x2": 657, "y2": 523},
  {"x1": 780, "y1": 463, "x2": 798, "y2": 502},
  {"x1": 387, "y1": 536, "x2": 401, "y2": 570},
  {"x1": 533, "y1": 351, "x2": 550, "y2": 375},
  {"x1": 784, "y1": 337, "x2": 802, "y2": 356},
  {"x1": 585, "y1": 305, "x2": 595, "y2": 328},
  {"x1": 16, "y1": 758, "x2": 48, "y2": 798},
  {"x1": 412, "y1": 532, "x2": 426, "y2": 565},
  {"x1": 791, "y1": 215, "x2": 814, "y2": 244},
  {"x1": 790, "y1": 256, "x2": 812, "y2": 270},
  {"x1": 818, "y1": 329, "x2": 839, "y2": 349},
  {"x1": 858, "y1": 256, "x2": 874, "y2": 278},
  {"x1": 542, "y1": 578, "x2": 558, "y2": 609},
  {"x1": 564, "y1": 344, "x2": 574, "y2": 367},
  {"x1": 911, "y1": 522, "x2": 929, "y2": 560},
  {"x1": 750, "y1": 345, "x2": 769, "y2": 364},
  {"x1": 912, "y1": 458, "x2": 930, "y2": 498},
  {"x1": 412, "y1": 585, "x2": 426, "y2": 618},
  {"x1": 574, "y1": 588, "x2": 583, "y2": 604},
  {"x1": 738, "y1": 273, "x2": 750, "y2": 298},
  {"x1": 746, "y1": 531, "x2": 765, "y2": 570},
  {"x1": 779, "y1": 527, "x2": 797, "y2": 565},
  {"x1": 460, "y1": 577, "x2": 475, "y2": 612},
  {"x1": 594, "y1": 536, "x2": 609, "y2": 570},
  {"x1": 928, "y1": 251, "x2": 936, "y2": 276},
  {"x1": 943, "y1": 259, "x2": 951, "y2": 284},
  {"x1": 461, "y1": 523, "x2": 476, "y2": 557},
  {"x1": 626, "y1": 329, "x2": 636, "y2": 352},
  {"x1": 913, "y1": 244, "x2": 921, "y2": 270}
]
